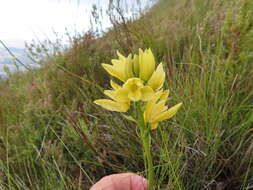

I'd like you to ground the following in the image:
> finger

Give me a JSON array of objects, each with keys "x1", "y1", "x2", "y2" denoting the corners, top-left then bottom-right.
[
  {"x1": 129, "y1": 174, "x2": 148, "y2": 190},
  {"x1": 90, "y1": 173, "x2": 147, "y2": 190},
  {"x1": 90, "y1": 173, "x2": 131, "y2": 190},
  {"x1": 111, "y1": 173, "x2": 148, "y2": 190}
]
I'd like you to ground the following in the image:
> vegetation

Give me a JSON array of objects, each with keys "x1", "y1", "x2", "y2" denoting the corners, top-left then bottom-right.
[{"x1": 0, "y1": 0, "x2": 253, "y2": 189}]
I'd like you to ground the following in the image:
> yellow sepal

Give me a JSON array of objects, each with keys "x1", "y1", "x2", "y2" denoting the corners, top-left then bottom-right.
[
  {"x1": 94, "y1": 99, "x2": 130, "y2": 112},
  {"x1": 139, "y1": 48, "x2": 156, "y2": 81},
  {"x1": 148, "y1": 63, "x2": 165, "y2": 91}
]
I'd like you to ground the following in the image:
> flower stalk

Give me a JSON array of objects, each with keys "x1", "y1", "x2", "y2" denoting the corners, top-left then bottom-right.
[{"x1": 137, "y1": 102, "x2": 154, "y2": 190}]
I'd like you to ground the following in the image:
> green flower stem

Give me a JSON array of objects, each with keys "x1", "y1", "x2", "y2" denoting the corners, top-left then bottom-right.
[{"x1": 136, "y1": 103, "x2": 154, "y2": 190}]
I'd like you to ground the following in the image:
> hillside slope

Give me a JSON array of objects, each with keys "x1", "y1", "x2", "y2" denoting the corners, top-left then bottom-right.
[{"x1": 0, "y1": 0, "x2": 253, "y2": 189}]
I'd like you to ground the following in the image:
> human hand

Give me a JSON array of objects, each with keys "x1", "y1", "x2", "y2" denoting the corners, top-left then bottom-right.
[{"x1": 90, "y1": 173, "x2": 147, "y2": 190}]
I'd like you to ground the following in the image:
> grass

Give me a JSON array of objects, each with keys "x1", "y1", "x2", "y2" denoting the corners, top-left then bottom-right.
[{"x1": 0, "y1": 0, "x2": 253, "y2": 189}]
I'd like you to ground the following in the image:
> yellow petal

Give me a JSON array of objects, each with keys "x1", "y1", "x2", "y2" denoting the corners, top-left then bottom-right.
[
  {"x1": 133, "y1": 54, "x2": 139, "y2": 76},
  {"x1": 94, "y1": 99, "x2": 130, "y2": 112},
  {"x1": 102, "y1": 64, "x2": 126, "y2": 82},
  {"x1": 117, "y1": 51, "x2": 126, "y2": 61},
  {"x1": 149, "y1": 101, "x2": 168, "y2": 121},
  {"x1": 103, "y1": 90, "x2": 128, "y2": 103},
  {"x1": 139, "y1": 48, "x2": 156, "y2": 81},
  {"x1": 152, "y1": 90, "x2": 164, "y2": 103},
  {"x1": 144, "y1": 90, "x2": 164, "y2": 122},
  {"x1": 114, "y1": 88, "x2": 129, "y2": 102},
  {"x1": 122, "y1": 78, "x2": 144, "y2": 101},
  {"x1": 139, "y1": 48, "x2": 144, "y2": 55},
  {"x1": 124, "y1": 54, "x2": 134, "y2": 79},
  {"x1": 110, "y1": 80, "x2": 121, "y2": 90},
  {"x1": 144, "y1": 100, "x2": 155, "y2": 123},
  {"x1": 123, "y1": 78, "x2": 144, "y2": 90},
  {"x1": 140, "y1": 86, "x2": 155, "y2": 101},
  {"x1": 128, "y1": 90, "x2": 142, "y2": 101},
  {"x1": 111, "y1": 59, "x2": 126, "y2": 75},
  {"x1": 151, "y1": 103, "x2": 182, "y2": 123},
  {"x1": 111, "y1": 59, "x2": 122, "y2": 65},
  {"x1": 104, "y1": 90, "x2": 116, "y2": 99},
  {"x1": 148, "y1": 63, "x2": 165, "y2": 91},
  {"x1": 153, "y1": 100, "x2": 168, "y2": 113},
  {"x1": 150, "y1": 123, "x2": 158, "y2": 130},
  {"x1": 160, "y1": 90, "x2": 170, "y2": 101}
]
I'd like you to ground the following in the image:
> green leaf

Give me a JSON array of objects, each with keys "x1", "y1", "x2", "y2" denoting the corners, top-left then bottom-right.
[{"x1": 122, "y1": 114, "x2": 137, "y2": 123}]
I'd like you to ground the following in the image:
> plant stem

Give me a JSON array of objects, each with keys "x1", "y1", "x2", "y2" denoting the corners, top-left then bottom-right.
[
  {"x1": 137, "y1": 103, "x2": 154, "y2": 190},
  {"x1": 143, "y1": 131, "x2": 154, "y2": 190}
]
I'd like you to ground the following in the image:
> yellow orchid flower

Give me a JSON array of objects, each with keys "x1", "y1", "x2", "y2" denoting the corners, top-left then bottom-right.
[
  {"x1": 139, "y1": 48, "x2": 156, "y2": 81},
  {"x1": 144, "y1": 90, "x2": 182, "y2": 130},
  {"x1": 147, "y1": 63, "x2": 166, "y2": 91},
  {"x1": 101, "y1": 51, "x2": 134, "y2": 82},
  {"x1": 116, "y1": 78, "x2": 155, "y2": 102}
]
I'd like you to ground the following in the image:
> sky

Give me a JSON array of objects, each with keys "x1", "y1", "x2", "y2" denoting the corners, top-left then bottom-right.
[
  {"x1": 0, "y1": 0, "x2": 154, "y2": 76},
  {"x1": 0, "y1": 0, "x2": 110, "y2": 48},
  {"x1": 0, "y1": 0, "x2": 154, "y2": 48}
]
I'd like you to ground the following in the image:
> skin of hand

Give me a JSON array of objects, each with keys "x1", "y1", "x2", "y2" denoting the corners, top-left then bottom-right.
[{"x1": 90, "y1": 173, "x2": 148, "y2": 190}]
